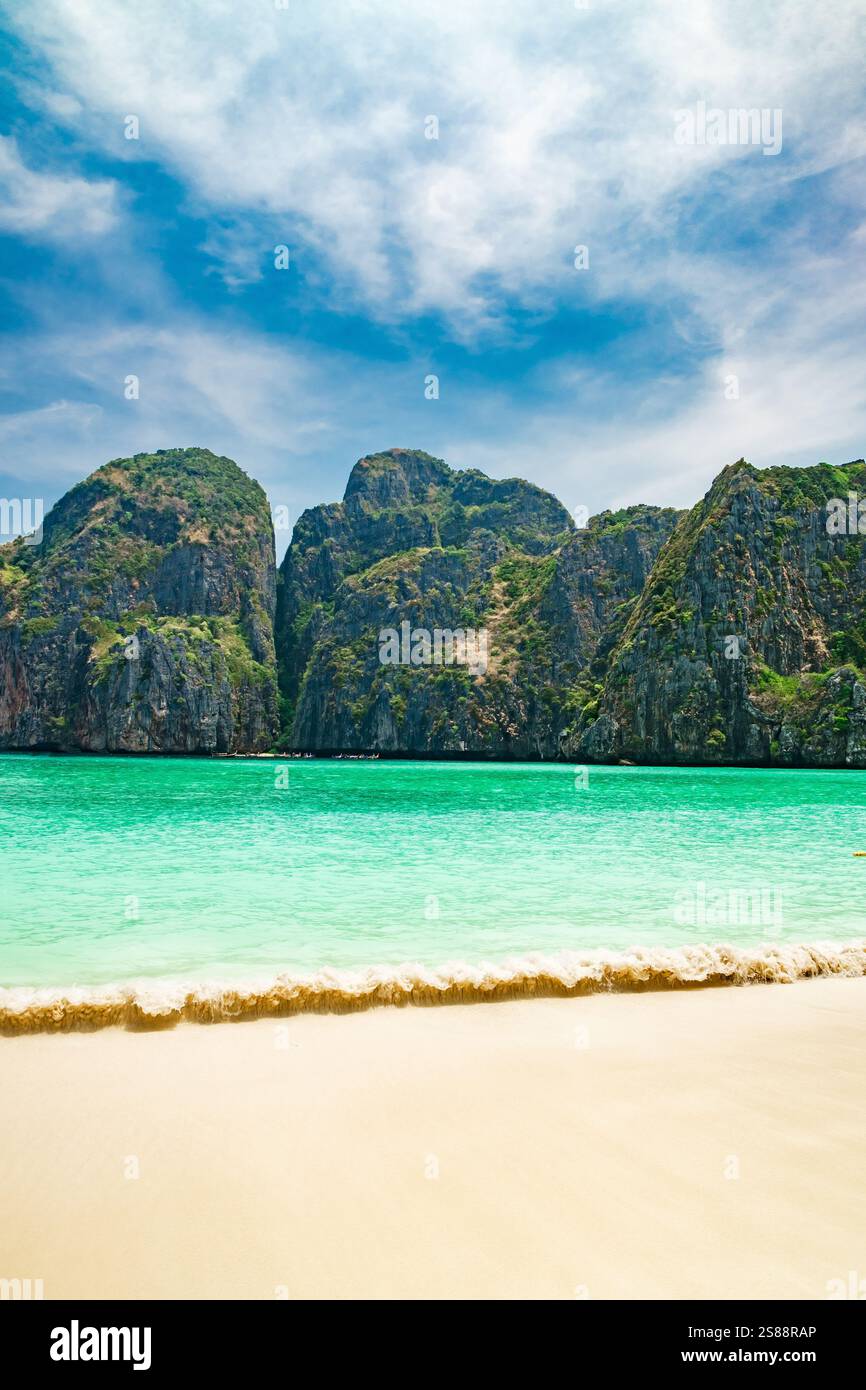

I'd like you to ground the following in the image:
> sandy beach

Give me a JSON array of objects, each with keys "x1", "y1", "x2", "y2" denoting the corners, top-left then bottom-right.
[{"x1": 2, "y1": 976, "x2": 864, "y2": 1300}]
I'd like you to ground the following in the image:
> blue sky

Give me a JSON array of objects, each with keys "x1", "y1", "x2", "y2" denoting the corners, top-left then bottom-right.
[{"x1": 1, "y1": 0, "x2": 864, "y2": 558}]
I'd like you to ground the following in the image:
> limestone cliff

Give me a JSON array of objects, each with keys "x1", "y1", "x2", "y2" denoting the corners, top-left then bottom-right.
[
  {"x1": 0, "y1": 448, "x2": 278, "y2": 752},
  {"x1": 277, "y1": 448, "x2": 678, "y2": 756},
  {"x1": 572, "y1": 458, "x2": 866, "y2": 766}
]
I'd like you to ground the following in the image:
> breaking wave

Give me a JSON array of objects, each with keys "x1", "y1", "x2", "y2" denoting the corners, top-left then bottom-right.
[{"x1": 1, "y1": 940, "x2": 865, "y2": 1035}]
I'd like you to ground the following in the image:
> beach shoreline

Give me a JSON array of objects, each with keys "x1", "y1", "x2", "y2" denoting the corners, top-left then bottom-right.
[
  {"x1": 2, "y1": 938, "x2": 865, "y2": 1035},
  {"x1": 2, "y1": 974, "x2": 864, "y2": 1300}
]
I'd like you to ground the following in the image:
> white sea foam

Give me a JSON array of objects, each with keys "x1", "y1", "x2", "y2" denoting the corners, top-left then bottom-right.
[{"x1": 1, "y1": 940, "x2": 865, "y2": 1034}]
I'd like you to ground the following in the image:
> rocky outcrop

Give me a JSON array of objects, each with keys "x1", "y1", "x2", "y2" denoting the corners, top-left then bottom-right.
[
  {"x1": 6, "y1": 443, "x2": 864, "y2": 765},
  {"x1": 0, "y1": 448, "x2": 278, "y2": 752},
  {"x1": 570, "y1": 458, "x2": 866, "y2": 766},
  {"x1": 277, "y1": 448, "x2": 679, "y2": 756}
]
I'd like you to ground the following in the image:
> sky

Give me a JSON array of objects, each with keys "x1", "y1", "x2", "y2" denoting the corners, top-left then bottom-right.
[{"x1": 0, "y1": 0, "x2": 864, "y2": 559}]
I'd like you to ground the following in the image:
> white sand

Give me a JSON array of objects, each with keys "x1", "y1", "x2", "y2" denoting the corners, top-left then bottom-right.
[{"x1": 1, "y1": 977, "x2": 864, "y2": 1300}]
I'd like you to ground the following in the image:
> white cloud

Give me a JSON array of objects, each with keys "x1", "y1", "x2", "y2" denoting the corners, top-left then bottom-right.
[
  {"x1": 2, "y1": 0, "x2": 864, "y2": 532},
  {"x1": 0, "y1": 135, "x2": 118, "y2": 238},
  {"x1": 0, "y1": 317, "x2": 439, "y2": 549},
  {"x1": 443, "y1": 232, "x2": 866, "y2": 515},
  {"x1": 8, "y1": 0, "x2": 865, "y2": 334},
  {"x1": 7, "y1": 224, "x2": 864, "y2": 544}
]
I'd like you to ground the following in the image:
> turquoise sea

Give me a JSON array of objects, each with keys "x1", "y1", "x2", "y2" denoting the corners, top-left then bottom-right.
[{"x1": 1, "y1": 755, "x2": 865, "y2": 1023}]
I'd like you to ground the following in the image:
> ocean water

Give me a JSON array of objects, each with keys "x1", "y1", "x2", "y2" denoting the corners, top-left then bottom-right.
[{"x1": 1, "y1": 755, "x2": 865, "y2": 1028}]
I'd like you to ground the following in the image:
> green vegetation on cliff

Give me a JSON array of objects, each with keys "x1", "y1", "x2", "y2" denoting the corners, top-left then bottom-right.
[
  {"x1": 573, "y1": 455, "x2": 866, "y2": 766},
  {"x1": 0, "y1": 448, "x2": 278, "y2": 753},
  {"x1": 277, "y1": 449, "x2": 677, "y2": 756},
  {"x1": 4, "y1": 443, "x2": 866, "y2": 765}
]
